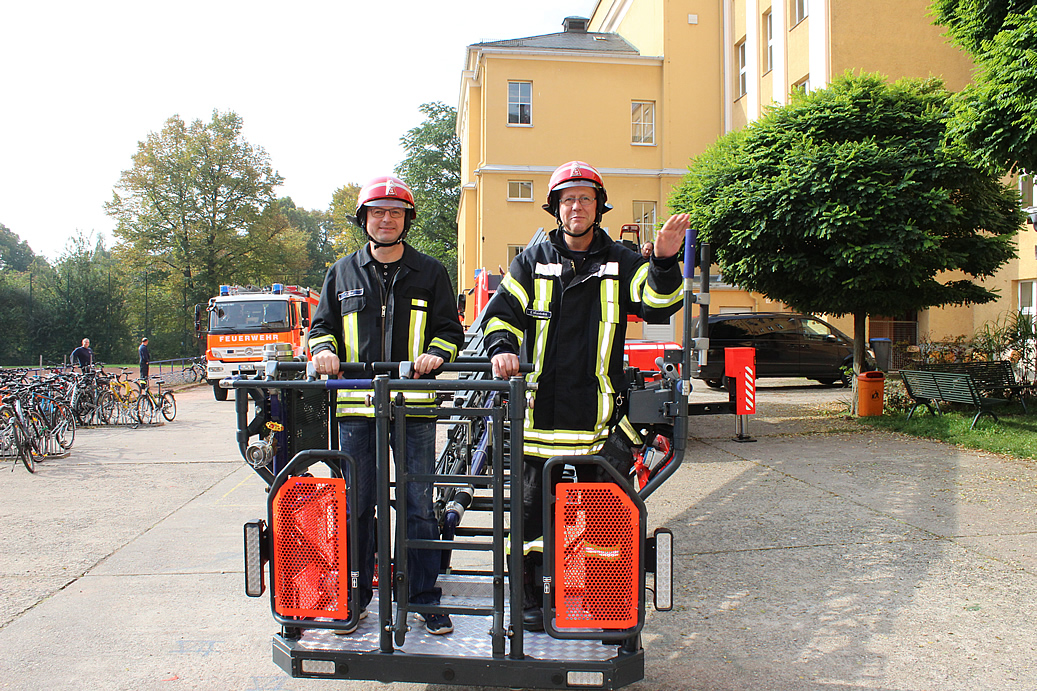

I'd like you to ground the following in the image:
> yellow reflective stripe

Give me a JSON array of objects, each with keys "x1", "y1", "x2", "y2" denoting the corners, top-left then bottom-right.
[
  {"x1": 629, "y1": 262, "x2": 650, "y2": 303},
  {"x1": 429, "y1": 337, "x2": 458, "y2": 361},
  {"x1": 525, "y1": 425, "x2": 609, "y2": 446},
  {"x1": 500, "y1": 273, "x2": 529, "y2": 310},
  {"x1": 343, "y1": 311, "x2": 359, "y2": 362},
  {"x1": 643, "y1": 283, "x2": 682, "y2": 308},
  {"x1": 335, "y1": 389, "x2": 437, "y2": 417},
  {"x1": 594, "y1": 277, "x2": 618, "y2": 429},
  {"x1": 409, "y1": 298, "x2": 427, "y2": 359},
  {"x1": 618, "y1": 416, "x2": 642, "y2": 445},
  {"x1": 528, "y1": 277, "x2": 553, "y2": 387},
  {"x1": 309, "y1": 334, "x2": 338, "y2": 354},
  {"x1": 485, "y1": 317, "x2": 524, "y2": 344}
]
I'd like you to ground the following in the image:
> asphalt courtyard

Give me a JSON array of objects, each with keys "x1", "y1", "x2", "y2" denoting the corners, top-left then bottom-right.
[{"x1": 2, "y1": 380, "x2": 1037, "y2": 690}]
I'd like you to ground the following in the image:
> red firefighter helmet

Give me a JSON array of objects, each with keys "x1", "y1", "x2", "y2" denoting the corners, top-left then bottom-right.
[
  {"x1": 355, "y1": 176, "x2": 416, "y2": 238},
  {"x1": 543, "y1": 160, "x2": 612, "y2": 221}
]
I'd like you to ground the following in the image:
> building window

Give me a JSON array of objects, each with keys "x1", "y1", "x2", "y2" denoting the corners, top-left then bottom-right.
[
  {"x1": 1021, "y1": 173, "x2": 1034, "y2": 208},
  {"x1": 793, "y1": 75, "x2": 811, "y2": 94},
  {"x1": 792, "y1": 0, "x2": 808, "y2": 26},
  {"x1": 508, "y1": 180, "x2": 533, "y2": 201},
  {"x1": 508, "y1": 245, "x2": 525, "y2": 264},
  {"x1": 633, "y1": 201, "x2": 657, "y2": 242},
  {"x1": 631, "y1": 101, "x2": 655, "y2": 144},
  {"x1": 764, "y1": 11, "x2": 774, "y2": 74},
  {"x1": 736, "y1": 41, "x2": 747, "y2": 97},
  {"x1": 508, "y1": 81, "x2": 532, "y2": 125}
]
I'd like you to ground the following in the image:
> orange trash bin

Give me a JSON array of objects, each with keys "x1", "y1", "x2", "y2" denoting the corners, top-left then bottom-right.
[{"x1": 857, "y1": 371, "x2": 885, "y2": 416}]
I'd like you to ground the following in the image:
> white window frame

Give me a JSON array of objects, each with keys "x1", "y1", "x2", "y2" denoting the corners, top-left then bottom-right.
[
  {"x1": 793, "y1": 75, "x2": 811, "y2": 94},
  {"x1": 508, "y1": 81, "x2": 532, "y2": 126},
  {"x1": 737, "y1": 41, "x2": 747, "y2": 97},
  {"x1": 764, "y1": 10, "x2": 774, "y2": 74},
  {"x1": 508, "y1": 245, "x2": 525, "y2": 264},
  {"x1": 1022, "y1": 280, "x2": 1036, "y2": 317},
  {"x1": 793, "y1": 0, "x2": 808, "y2": 26},
  {"x1": 507, "y1": 180, "x2": 533, "y2": 201},
  {"x1": 633, "y1": 201, "x2": 657, "y2": 242},
  {"x1": 1021, "y1": 172, "x2": 1034, "y2": 208},
  {"x1": 631, "y1": 101, "x2": 656, "y2": 145}
]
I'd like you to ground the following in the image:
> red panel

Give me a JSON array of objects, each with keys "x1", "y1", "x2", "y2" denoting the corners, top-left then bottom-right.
[
  {"x1": 554, "y1": 483, "x2": 639, "y2": 630},
  {"x1": 271, "y1": 476, "x2": 350, "y2": 620}
]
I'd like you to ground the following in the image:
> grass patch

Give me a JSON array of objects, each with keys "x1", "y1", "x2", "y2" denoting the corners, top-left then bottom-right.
[{"x1": 857, "y1": 401, "x2": 1037, "y2": 461}]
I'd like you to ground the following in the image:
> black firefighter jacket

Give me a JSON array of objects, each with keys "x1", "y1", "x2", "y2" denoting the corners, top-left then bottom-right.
[
  {"x1": 481, "y1": 226, "x2": 683, "y2": 458},
  {"x1": 309, "y1": 243, "x2": 464, "y2": 417}
]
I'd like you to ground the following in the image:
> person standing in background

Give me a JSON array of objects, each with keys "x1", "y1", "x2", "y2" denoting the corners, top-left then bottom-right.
[{"x1": 139, "y1": 338, "x2": 151, "y2": 381}]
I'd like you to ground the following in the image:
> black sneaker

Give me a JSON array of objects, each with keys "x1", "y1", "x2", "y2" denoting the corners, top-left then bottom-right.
[
  {"x1": 422, "y1": 613, "x2": 453, "y2": 635},
  {"x1": 333, "y1": 609, "x2": 367, "y2": 635}
]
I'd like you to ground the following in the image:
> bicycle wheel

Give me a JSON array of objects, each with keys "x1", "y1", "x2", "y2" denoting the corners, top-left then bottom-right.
[
  {"x1": 53, "y1": 405, "x2": 76, "y2": 449},
  {"x1": 160, "y1": 392, "x2": 176, "y2": 421},
  {"x1": 97, "y1": 391, "x2": 117, "y2": 425},
  {"x1": 23, "y1": 411, "x2": 47, "y2": 463},
  {"x1": 182, "y1": 366, "x2": 198, "y2": 383},
  {"x1": 0, "y1": 406, "x2": 29, "y2": 471},
  {"x1": 136, "y1": 395, "x2": 157, "y2": 426}
]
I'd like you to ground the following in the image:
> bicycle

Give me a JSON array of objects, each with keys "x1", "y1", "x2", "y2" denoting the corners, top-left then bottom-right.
[
  {"x1": 0, "y1": 401, "x2": 37, "y2": 473},
  {"x1": 137, "y1": 378, "x2": 176, "y2": 425},
  {"x1": 100, "y1": 367, "x2": 142, "y2": 427},
  {"x1": 181, "y1": 357, "x2": 206, "y2": 384}
]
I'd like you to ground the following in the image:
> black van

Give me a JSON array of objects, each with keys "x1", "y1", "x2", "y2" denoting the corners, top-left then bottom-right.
[{"x1": 697, "y1": 313, "x2": 866, "y2": 388}]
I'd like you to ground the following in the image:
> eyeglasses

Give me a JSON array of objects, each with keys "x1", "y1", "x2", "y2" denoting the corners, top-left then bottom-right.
[
  {"x1": 368, "y1": 208, "x2": 406, "y2": 219},
  {"x1": 559, "y1": 195, "x2": 596, "y2": 208}
]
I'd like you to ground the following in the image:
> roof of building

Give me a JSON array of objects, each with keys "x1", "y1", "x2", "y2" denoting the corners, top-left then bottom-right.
[{"x1": 470, "y1": 17, "x2": 639, "y2": 54}]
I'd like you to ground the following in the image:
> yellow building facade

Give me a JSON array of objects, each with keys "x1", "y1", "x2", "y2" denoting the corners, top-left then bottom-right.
[{"x1": 456, "y1": 0, "x2": 1035, "y2": 350}]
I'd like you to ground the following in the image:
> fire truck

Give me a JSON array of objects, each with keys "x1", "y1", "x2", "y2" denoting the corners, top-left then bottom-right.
[
  {"x1": 223, "y1": 236, "x2": 744, "y2": 689},
  {"x1": 204, "y1": 284, "x2": 320, "y2": 400}
]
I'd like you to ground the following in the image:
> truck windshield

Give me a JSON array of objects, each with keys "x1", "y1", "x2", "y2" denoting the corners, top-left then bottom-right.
[{"x1": 209, "y1": 300, "x2": 290, "y2": 332}]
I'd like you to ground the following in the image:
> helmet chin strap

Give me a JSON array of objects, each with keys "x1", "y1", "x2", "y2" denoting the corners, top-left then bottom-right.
[
  {"x1": 368, "y1": 234, "x2": 405, "y2": 249},
  {"x1": 556, "y1": 213, "x2": 596, "y2": 239}
]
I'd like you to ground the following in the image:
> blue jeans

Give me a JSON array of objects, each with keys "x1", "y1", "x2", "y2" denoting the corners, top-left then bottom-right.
[{"x1": 338, "y1": 417, "x2": 442, "y2": 608}]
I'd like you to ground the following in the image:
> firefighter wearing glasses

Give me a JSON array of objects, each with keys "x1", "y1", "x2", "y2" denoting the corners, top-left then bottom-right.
[
  {"x1": 482, "y1": 160, "x2": 689, "y2": 630},
  {"x1": 309, "y1": 175, "x2": 464, "y2": 636}
]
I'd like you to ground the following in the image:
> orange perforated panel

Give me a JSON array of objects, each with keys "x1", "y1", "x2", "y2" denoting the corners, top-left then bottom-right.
[
  {"x1": 554, "y1": 483, "x2": 639, "y2": 630},
  {"x1": 271, "y1": 476, "x2": 350, "y2": 619}
]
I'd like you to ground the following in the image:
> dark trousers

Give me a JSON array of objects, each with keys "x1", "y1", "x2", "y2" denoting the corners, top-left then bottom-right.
[{"x1": 338, "y1": 417, "x2": 442, "y2": 609}]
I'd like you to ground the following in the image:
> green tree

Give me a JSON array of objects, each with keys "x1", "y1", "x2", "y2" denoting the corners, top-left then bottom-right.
[
  {"x1": 49, "y1": 232, "x2": 132, "y2": 364},
  {"x1": 0, "y1": 223, "x2": 36, "y2": 272},
  {"x1": 329, "y1": 183, "x2": 365, "y2": 259},
  {"x1": 670, "y1": 73, "x2": 1022, "y2": 384},
  {"x1": 276, "y1": 197, "x2": 336, "y2": 287},
  {"x1": 106, "y1": 110, "x2": 286, "y2": 342},
  {"x1": 931, "y1": 0, "x2": 1037, "y2": 172},
  {"x1": 395, "y1": 102, "x2": 461, "y2": 291}
]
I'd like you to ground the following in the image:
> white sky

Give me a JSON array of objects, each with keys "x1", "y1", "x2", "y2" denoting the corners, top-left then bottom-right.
[{"x1": 1, "y1": 0, "x2": 596, "y2": 262}]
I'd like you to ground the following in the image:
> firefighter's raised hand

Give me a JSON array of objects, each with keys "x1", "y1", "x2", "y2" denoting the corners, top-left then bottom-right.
[
  {"x1": 312, "y1": 350, "x2": 340, "y2": 377},
  {"x1": 653, "y1": 213, "x2": 691, "y2": 259},
  {"x1": 491, "y1": 352, "x2": 520, "y2": 379},
  {"x1": 412, "y1": 352, "x2": 444, "y2": 378}
]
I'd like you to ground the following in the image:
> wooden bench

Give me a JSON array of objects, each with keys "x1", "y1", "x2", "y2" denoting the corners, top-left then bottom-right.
[
  {"x1": 898, "y1": 369, "x2": 1008, "y2": 430},
  {"x1": 918, "y1": 360, "x2": 1028, "y2": 413}
]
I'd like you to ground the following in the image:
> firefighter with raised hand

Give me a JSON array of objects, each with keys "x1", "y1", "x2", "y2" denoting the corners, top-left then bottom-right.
[
  {"x1": 482, "y1": 160, "x2": 689, "y2": 630},
  {"x1": 308, "y1": 175, "x2": 464, "y2": 636}
]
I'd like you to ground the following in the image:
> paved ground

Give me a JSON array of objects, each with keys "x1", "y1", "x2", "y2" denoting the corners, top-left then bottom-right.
[{"x1": 2, "y1": 380, "x2": 1037, "y2": 690}]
